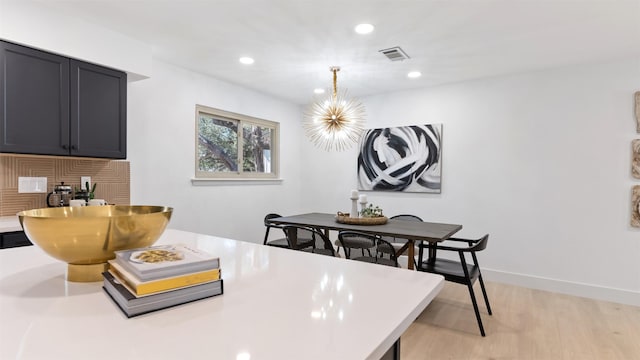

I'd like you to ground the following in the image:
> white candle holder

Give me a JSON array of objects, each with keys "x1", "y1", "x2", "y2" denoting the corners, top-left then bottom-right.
[
  {"x1": 359, "y1": 199, "x2": 368, "y2": 215},
  {"x1": 350, "y1": 196, "x2": 359, "y2": 218}
]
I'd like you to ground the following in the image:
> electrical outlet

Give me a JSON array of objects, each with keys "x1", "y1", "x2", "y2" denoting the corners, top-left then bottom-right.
[
  {"x1": 81, "y1": 176, "x2": 91, "y2": 190},
  {"x1": 18, "y1": 177, "x2": 47, "y2": 193}
]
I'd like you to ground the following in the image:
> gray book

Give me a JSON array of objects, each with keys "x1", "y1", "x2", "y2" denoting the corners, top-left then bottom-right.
[{"x1": 102, "y1": 271, "x2": 223, "y2": 317}]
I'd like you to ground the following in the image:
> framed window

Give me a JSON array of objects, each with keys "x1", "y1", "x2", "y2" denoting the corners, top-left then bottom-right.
[{"x1": 196, "y1": 104, "x2": 279, "y2": 179}]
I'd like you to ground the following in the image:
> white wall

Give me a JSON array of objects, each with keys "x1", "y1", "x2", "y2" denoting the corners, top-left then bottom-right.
[
  {"x1": 127, "y1": 59, "x2": 304, "y2": 242},
  {"x1": 0, "y1": 1, "x2": 151, "y2": 80},
  {"x1": 301, "y1": 58, "x2": 640, "y2": 306},
  {"x1": 3, "y1": 0, "x2": 638, "y2": 305}
]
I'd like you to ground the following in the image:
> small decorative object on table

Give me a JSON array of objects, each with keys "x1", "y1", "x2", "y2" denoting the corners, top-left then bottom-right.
[
  {"x1": 358, "y1": 194, "x2": 368, "y2": 213},
  {"x1": 350, "y1": 189, "x2": 359, "y2": 218},
  {"x1": 73, "y1": 187, "x2": 89, "y2": 202},
  {"x1": 87, "y1": 181, "x2": 97, "y2": 200},
  {"x1": 360, "y1": 203, "x2": 383, "y2": 218},
  {"x1": 112, "y1": 244, "x2": 220, "y2": 281},
  {"x1": 17, "y1": 205, "x2": 173, "y2": 282},
  {"x1": 336, "y1": 203, "x2": 388, "y2": 225}
]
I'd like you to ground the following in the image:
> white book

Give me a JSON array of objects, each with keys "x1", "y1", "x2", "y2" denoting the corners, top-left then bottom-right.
[{"x1": 114, "y1": 244, "x2": 220, "y2": 281}]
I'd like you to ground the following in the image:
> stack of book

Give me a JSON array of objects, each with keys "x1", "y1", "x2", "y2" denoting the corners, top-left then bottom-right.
[{"x1": 102, "y1": 243, "x2": 223, "y2": 317}]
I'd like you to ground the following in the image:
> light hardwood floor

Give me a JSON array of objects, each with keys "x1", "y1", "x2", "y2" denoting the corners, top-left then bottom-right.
[{"x1": 401, "y1": 281, "x2": 640, "y2": 360}]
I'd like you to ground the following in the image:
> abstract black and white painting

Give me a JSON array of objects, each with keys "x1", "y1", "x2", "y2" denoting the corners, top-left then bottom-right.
[{"x1": 357, "y1": 124, "x2": 442, "y2": 193}]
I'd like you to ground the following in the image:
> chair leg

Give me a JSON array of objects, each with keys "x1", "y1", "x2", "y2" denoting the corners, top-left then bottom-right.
[
  {"x1": 466, "y1": 282, "x2": 486, "y2": 337},
  {"x1": 478, "y1": 273, "x2": 492, "y2": 315}
]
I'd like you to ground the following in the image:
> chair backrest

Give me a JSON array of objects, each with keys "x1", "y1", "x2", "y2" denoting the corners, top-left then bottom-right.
[
  {"x1": 390, "y1": 214, "x2": 423, "y2": 222},
  {"x1": 264, "y1": 213, "x2": 283, "y2": 227},
  {"x1": 338, "y1": 231, "x2": 398, "y2": 267},
  {"x1": 468, "y1": 234, "x2": 489, "y2": 253},
  {"x1": 384, "y1": 214, "x2": 423, "y2": 244},
  {"x1": 282, "y1": 225, "x2": 314, "y2": 249},
  {"x1": 282, "y1": 225, "x2": 335, "y2": 255},
  {"x1": 263, "y1": 213, "x2": 284, "y2": 245},
  {"x1": 374, "y1": 238, "x2": 399, "y2": 267},
  {"x1": 446, "y1": 234, "x2": 489, "y2": 253},
  {"x1": 337, "y1": 231, "x2": 376, "y2": 259},
  {"x1": 453, "y1": 235, "x2": 489, "y2": 268},
  {"x1": 418, "y1": 234, "x2": 489, "y2": 269}
]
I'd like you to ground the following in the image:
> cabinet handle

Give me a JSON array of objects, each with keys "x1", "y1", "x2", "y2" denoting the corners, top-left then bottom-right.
[
  {"x1": 70, "y1": 145, "x2": 77, "y2": 150},
  {"x1": 62, "y1": 144, "x2": 68, "y2": 150}
]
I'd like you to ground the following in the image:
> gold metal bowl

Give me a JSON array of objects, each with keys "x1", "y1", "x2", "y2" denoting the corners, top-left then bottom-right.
[{"x1": 17, "y1": 205, "x2": 173, "y2": 282}]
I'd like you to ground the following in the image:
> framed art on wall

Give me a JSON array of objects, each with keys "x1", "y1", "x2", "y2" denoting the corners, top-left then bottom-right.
[
  {"x1": 635, "y1": 91, "x2": 640, "y2": 133},
  {"x1": 632, "y1": 185, "x2": 640, "y2": 228},
  {"x1": 633, "y1": 140, "x2": 640, "y2": 179},
  {"x1": 357, "y1": 124, "x2": 442, "y2": 193}
]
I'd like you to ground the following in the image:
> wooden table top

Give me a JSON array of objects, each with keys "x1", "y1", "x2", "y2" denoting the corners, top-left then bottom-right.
[{"x1": 270, "y1": 212, "x2": 462, "y2": 242}]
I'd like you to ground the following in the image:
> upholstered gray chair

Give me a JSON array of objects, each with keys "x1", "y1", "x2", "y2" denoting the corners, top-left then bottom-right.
[{"x1": 338, "y1": 231, "x2": 398, "y2": 267}]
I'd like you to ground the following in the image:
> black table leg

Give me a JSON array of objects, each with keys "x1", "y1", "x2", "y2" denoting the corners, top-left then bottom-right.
[{"x1": 380, "y1": 338, "x2": 400, "y2": 360}]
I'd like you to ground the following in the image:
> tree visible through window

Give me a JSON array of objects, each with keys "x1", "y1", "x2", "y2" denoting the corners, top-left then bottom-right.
[{"x1": 196, "y1": 105, "x2": 279, "y2": 179}]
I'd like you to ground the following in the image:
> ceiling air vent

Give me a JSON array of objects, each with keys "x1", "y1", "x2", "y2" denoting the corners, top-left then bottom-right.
[{"x1": 379, "y1": 46, "x2": 410, "y2": 61}]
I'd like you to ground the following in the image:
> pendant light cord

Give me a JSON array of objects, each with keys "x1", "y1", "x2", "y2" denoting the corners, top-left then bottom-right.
[{"x1": 331, "y1": 66, "x2": 340, "y2": 100}]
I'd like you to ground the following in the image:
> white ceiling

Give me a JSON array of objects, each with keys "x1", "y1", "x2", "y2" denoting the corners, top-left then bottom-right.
[{"x1": 26, "y1": 0, "x2": 640, "y2": 105}]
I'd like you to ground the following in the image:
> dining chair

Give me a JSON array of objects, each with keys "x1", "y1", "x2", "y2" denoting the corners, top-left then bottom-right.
[
  {"x1": 416, "y1": 234, "x2": 492, "y2": 336},
  {"x1": 282, "y1": 225, "x2": 336, "y2": 257},
  {"x1": 380, "y1": 214, "x2": 423, "y2": 267},
  {"x1": 263, "y1": 213, "x2": 314, "y2": 249},
  {"x1": 334, "y1": 231, "x2": 374, "y2": 258},
  {"x1": 338, "y1": 231, "x2": 398, "y2": 267},
  {"x1": 263, "y1": 213, "x2": 289, "y2": 248}
]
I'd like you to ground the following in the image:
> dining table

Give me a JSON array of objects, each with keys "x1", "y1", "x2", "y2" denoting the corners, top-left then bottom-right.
[{"x1": 269, "y1": 212, "x2": 463, "y2": 270}]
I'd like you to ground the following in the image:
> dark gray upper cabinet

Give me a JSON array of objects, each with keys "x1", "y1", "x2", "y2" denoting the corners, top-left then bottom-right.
[
  {"x1": 0, "y1": 40, "x2": 127, "y2": 159},
  {"x1": 0, "y1": 41, "x2": 71, "y2": 156},
  {"x1": 70, "y1": 60, "x2": 126, "y2": 158}
]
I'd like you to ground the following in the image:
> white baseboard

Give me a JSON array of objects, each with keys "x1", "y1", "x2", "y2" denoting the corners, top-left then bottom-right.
[
  {"x1": 482, "y1": 268, "x2": 640, "y2": 307},
  {"x1": 379, "y1": 256, "x2": 638, "y2": 307}
]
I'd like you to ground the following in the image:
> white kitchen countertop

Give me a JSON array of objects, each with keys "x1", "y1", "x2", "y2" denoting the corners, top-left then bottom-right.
[
  {"x1": 0, "y1": 228, "x2": 444, "y2": 360},
  {"x1": 0, "y1": 215, "x2": 22, "y2": 233}
]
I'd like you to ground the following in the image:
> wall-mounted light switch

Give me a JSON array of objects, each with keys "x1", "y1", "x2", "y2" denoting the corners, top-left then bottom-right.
[
  {"x1": 18, "y1": 177, "x2": 47, "y2": 193},
  {"x1": 81, "y1": 176, "x2": 91, "y2": 190}
]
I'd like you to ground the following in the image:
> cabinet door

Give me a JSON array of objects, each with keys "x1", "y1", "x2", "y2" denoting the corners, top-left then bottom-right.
[
  {"x1": 70, "y1": 60, "x2": 127, "y2": 159},
  {"x1": 0, "y1": 41, "x2": 70, "y2": 155}
]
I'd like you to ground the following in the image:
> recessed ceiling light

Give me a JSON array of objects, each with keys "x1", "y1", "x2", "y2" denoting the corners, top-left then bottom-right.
[
  {"x1": 239, "y1": 57, "x2": 254, "y2": 65},
  {"x1": 354, "y1": 23, "x2": 375, "y2": 34},
  {"x1": 407, "y1": 71, "x2": 422, "y2": 78},
  {"x1": 314, "y1": 88, "x2": 325, "y2": 94}
]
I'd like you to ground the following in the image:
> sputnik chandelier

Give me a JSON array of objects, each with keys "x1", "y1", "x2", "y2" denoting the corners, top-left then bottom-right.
[{"x1": 303, "y1": 66, "x2": 366, "y2": 151}]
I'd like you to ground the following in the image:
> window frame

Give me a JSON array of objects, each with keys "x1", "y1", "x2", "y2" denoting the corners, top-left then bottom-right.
[{"x1": 195, "y1": 104, "x2": 280, "y2": 180}]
